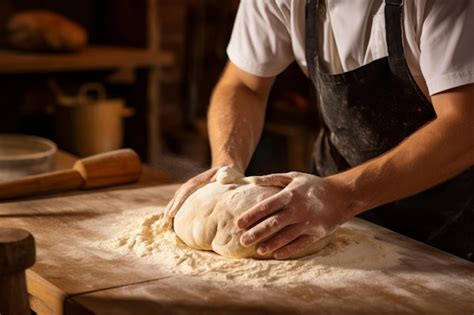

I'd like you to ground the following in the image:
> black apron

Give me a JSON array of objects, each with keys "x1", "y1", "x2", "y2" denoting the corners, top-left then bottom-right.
[{"x1": 306, "y1": 0, "x2": 474, "y2": 261}]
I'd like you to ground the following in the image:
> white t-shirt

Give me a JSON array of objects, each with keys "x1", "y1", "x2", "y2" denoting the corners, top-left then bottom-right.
[{"x1": 226, "y1": 0, "x2": 474, "y2": 97}]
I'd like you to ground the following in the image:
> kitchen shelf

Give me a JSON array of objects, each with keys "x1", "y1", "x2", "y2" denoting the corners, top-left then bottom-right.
[
  {"x1": 0, "y1": 45, "x2": 174, "y2": 74},
  {"x1": 0, "y1": 0, "x2": 172, "y2": 165}
]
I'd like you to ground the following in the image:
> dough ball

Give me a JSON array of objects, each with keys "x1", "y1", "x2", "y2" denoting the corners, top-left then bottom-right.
[{"x1": 173, "y1": 179, "x2": 332, "y2": 259}]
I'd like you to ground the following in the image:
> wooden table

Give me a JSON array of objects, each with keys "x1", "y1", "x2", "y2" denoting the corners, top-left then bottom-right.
[{"x1": 0, "y1": 152, "x2": 473, "y2": 314}]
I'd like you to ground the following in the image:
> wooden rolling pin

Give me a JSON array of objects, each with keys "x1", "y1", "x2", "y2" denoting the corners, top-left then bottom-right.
[
  {"x1": 0, "y1": 227, "x2": 35, "y2": 315},
  {"x1": 0, "y1": 149, "x2": 141, "y2": 200}
]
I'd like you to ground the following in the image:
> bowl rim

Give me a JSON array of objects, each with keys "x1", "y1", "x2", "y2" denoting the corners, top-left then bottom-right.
[{"x1": 0, "y1": 134, "x2": 57, "y2": 162}]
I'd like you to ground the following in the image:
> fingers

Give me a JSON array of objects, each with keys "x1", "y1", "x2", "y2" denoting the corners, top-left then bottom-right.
[
  {"x1": 273, "y1": 235, "x2": 320, "y2": 260},
  {"x1": 160, "y1": 168, "x2": 219, "y2": 230},
  {"x1": 158, "y1": 196, "x2": 177, "y2": 231},
  {"x1": 256, "y1": 223, "x2": 305, "y2": 255},
  {"x1": 236, "y1": 189, "x2": 293, "y2": 229},
  {"x1": 252, "y1": 174, "x2": 293, "y2": 187},
  {"x1": 240, "y1": 209, "x2": 297, "y2": 247}
]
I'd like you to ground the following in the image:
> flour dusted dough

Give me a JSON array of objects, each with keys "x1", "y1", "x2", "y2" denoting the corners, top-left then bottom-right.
[{"x1": 173, "y1": 178, "x2": 332, "y2": 259}]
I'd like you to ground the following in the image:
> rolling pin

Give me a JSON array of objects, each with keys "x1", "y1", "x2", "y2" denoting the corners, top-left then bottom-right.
[{"x1": 0, "y1": 149, "x2": 141, "y2": 200}]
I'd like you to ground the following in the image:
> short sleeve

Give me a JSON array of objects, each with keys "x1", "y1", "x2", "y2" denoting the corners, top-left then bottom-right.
[
  {"x1": 419, "y1": 0, "x2": 474, "y2": 95},
  {"x1": 226, "y1": 0, "x2": 294, "y2": 77}
]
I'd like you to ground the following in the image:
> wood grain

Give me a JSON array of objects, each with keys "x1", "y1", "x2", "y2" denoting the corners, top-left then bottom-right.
[
  {"x1": 67, "y1": 219, "x2": 474, "y2": 315},
  {"x1": 1, "y1": 153, "x2": 473, "y2": 314}
]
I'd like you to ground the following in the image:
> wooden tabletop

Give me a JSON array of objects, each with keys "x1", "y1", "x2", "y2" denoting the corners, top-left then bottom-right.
[{"x1": 0, "y1": 151, "x2": 473, "y2": 315}]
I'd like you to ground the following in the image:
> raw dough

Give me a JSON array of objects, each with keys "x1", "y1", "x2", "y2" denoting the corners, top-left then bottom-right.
[{"x1": 173, "y1": 178, "x2": 332, "y2": 259}]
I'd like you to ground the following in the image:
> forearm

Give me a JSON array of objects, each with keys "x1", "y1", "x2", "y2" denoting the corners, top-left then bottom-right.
[
  {"x1": 208, "y1": 63, "x2": 274, "y2": 172},
  {"x1": 331, "y1": 86, "x2": 474, "y2": 217}
]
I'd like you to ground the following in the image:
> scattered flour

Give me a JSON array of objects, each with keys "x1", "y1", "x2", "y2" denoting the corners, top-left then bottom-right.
[{"x1": 95, "y1": 207, "x2": 400, "y2": 287}]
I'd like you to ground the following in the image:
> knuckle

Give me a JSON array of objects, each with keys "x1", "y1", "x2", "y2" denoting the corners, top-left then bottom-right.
[
  {"x1": 254, "y1": 223, "x2": 270, "y2": 237},
  {"x1": 265, "y1": 216, "x2": 281, "y2": 230},
  {"x1": 281, "y1": 190, "x2": 294, "y2": 204},
  {"x1": 255, "y1": 200, "x2": 275, "y2": 216},
  {"x1": 284, "y1": 192, "x2": 294, "y2": 203},
  {"x1": 258, "y1": 201, "x2": 270, "y2": 213}
]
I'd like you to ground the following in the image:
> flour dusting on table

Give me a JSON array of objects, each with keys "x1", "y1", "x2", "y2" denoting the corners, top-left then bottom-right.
[{"x1": 95, "y1": 207, "x2": 400, "y2": 287}]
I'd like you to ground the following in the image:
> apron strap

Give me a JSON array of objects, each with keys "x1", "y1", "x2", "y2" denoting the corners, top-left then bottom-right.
[
  {"x1": 384, "y1": 0, "x2": 405, "y2": 60},
  {"x1": 305, "y1": 0, "x2": 318, "y2": 83},
  {"x1": 384, "y1": 0, "x2": 429, "y2": 103}
]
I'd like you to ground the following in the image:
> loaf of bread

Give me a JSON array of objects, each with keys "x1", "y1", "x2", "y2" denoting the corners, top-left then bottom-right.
[{"x1": 6, "y1": 10, "x2": 88, "y2": 52}]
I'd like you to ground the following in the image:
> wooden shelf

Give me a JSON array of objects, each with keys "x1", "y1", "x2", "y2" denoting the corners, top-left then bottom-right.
[{"x1": 0, "y1": 46, "x2": 174, "y2": 74}]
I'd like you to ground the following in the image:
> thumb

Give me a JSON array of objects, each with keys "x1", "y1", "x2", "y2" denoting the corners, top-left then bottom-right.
[
  {"x1": 159, "y1": 168, "x2": 219, "y2": 231},
  {"x1": 214, "y1": 166, "x2": 244, "y2": 184},
  {"x1": 251, "y1": 173, "x2": 293, "y2": 188}
]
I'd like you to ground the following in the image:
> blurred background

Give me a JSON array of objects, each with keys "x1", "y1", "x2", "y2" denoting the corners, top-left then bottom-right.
[{"x1": 0, "y1": 0, "x2": 319, "y2": 181}]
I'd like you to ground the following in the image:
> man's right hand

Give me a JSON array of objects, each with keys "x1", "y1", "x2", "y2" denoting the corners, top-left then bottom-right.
[{"x1": 159, "y1": 166, "x2": 244, "y2": 231}]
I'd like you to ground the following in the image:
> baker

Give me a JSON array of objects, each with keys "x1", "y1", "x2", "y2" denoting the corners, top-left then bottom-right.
[{"x1": 164, "y1": 0, "x2": 474, "y2": 261}]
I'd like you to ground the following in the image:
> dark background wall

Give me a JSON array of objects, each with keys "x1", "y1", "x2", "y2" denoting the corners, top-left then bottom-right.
[{"x1": 0, "y1": 0, "x2": 318, "y2": 176}]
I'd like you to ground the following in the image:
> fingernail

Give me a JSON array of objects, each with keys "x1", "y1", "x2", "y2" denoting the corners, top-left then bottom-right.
[
  {"x1": 257, "y1": 245, "x2": 268, "y2": 255},
  {"x1": 241, "y1": 233, "x2": 253, "y2": 246},
  {"x1": 236, "y1": 219, "x2": 246, "y2": 229}
]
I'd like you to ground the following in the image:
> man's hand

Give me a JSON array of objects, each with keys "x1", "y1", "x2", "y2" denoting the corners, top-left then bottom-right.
[
  {"x1": 159, "y1": 166, "x2": 244, "y2": 231},
  {"x1": 237, "y1": 172, "x2": 350, "y2": 259}
]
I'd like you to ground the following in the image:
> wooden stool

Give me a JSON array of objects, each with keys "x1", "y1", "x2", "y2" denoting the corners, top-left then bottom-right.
[{"x1": 0, "y1": 228, "x2": 35, "y2": 315}]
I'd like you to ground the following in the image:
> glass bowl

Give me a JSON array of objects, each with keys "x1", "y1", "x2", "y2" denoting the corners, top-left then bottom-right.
[{"x1": 0, "y1": 134, "x2": 57, "y2": 181}]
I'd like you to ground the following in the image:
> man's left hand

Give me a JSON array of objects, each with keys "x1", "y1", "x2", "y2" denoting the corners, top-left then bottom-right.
[{"x1": 236, "y1": 172, "x2": 351, "y2": 259}]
